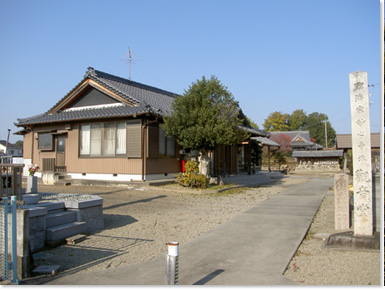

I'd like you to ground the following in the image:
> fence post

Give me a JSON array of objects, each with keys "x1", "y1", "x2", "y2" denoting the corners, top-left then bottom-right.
[
  {"x1": 166, "y1": 242, "x2": 179, "y2": 285},
  {"x1": 10, "y1": 196, "x2": 18, "y2": 284},
  {"x1": 3, "y1": 197, "x2": 8, "y2": 281}
]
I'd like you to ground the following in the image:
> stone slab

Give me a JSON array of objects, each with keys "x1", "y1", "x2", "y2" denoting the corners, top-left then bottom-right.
[
  {"x1": 324, "y1": 231, "x2": 380, "y2": 250},
  {"x1": 66, "y1": 234, "x2": 87, "y2": 245},
  {"x1": 28, "y1": 207, "x2": 47, "y2": 218},
  {"x1": 46, "y1": 221, "x2": 86, "y2": 241},
  {"x1": 64, "y1": 196, "x2": 103, "y2": 209},
  {"x1": 32, "y1": 265, "x2": 60, "y2": 275},
  {"x1": 46, "y1": 211, "x2": 77, "y2": 228},
  {"x1": 37, "y1": 202, "x2": 65, "y2": 212}
]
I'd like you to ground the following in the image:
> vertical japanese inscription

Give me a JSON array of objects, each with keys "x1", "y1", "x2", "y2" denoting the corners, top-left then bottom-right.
[
  {"x1": 334, "y1": 173, "x2": 350, "y2": 230},
  {"x1": 349, "y1": 71, "x2": 373, "y2": 236}
]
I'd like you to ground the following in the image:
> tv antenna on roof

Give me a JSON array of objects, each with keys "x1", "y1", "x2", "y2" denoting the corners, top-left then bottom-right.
[{"x1": 120, "y1": 46, "x2": 140, "y2": 80}]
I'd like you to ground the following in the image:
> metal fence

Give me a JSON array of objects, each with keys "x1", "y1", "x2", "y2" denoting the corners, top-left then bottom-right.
[{"x1": 0, "y1": 196, "x2": 18, "y2": 284}]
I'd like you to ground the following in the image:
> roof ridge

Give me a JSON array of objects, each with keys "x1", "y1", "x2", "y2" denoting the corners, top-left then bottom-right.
[{"x1": 88, "y1": 67, "x2": 178, "y2": 98}]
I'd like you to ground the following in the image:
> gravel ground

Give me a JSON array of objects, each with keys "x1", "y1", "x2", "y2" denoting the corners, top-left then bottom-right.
[
  {"x1": 24, "y1": 175, "x2": 381, "y2": 285},
  {"x1": 284, "y1": 189, "x2": 381, "y2": 285}
]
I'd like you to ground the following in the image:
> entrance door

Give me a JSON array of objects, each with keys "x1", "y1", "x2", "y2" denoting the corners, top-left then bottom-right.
[{"x1": 56, "y1": 136, "x2": 66, "y2": 172}]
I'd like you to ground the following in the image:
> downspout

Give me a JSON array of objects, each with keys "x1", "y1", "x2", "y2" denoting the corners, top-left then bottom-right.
[{"x1": 141, "y1": 116, "x2": 159, "y2": 181}]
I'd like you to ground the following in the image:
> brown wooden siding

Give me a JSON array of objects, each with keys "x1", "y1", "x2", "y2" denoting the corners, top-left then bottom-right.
[
  {"x1": 147, "y1": 124, "x2": 159, "y2": 158},
  {"x1": 146, "y1": 158, "x2": 180, "y2": 174},
  {"x1": 23, "y1": 132, "x2": 33, "y2": 159},
  {"x1": 65, "y1": 126, "x2": 143, "y2": 174},
  {"x1": 126, "y1": 120, "x2": 142, "y2": 157},
  {"x1": 25, "y1": 119, "x2": 182, "y2": 176}
]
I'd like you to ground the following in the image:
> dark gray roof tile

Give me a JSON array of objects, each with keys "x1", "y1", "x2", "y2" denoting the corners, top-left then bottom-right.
[
  {"x1": 16, "y1": 67, "x2": 177, "y2": 126},
  {"x1": 16, "y1": 104, "x2": 150, "y2": 125}
]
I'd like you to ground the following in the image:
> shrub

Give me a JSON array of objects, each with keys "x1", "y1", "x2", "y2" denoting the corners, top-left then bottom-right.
[{"x1": 177, "y1": 160, "x2": 207, "y2": 189}]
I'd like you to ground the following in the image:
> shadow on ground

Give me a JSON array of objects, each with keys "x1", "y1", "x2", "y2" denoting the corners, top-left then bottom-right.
[
  {"x1": 103, "y1": 195, "x2": 167, "y2": 211},
  {"x1": 25, "y1": 234, "x2": 154, "y2": 285},
  {"x1": 103, "y1": 214, "x2": 138, "y2": 229}
]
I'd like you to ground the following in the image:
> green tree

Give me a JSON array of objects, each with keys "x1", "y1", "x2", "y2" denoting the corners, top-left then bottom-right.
[
  {"x1": 288, "y1": 109, "x2": 307, "y2": 130},
  {"x1": 162, "y1": 76, "x2": 248, "y2": 175},
  {"x1": 14, "y1": 140, "x2": 23, "y2": 148},
  {"x1": 304, "y1": 112, "x2": 336, "y2": 148},
  {"x1": 245, "y1": 116, "x2": 259, "y2": 129},
  {"x1": 263, "y1": 111, "x2": 289, "y2": 131}
]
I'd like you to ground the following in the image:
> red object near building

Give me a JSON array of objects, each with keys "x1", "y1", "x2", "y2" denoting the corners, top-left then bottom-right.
[{"x1": 181, "y1": 160, "x2": 187, "y2": 173}]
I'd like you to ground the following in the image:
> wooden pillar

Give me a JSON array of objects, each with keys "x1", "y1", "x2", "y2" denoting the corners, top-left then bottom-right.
[{"x1": 267, "y1": 146, "x2": 271, "y2": 172}]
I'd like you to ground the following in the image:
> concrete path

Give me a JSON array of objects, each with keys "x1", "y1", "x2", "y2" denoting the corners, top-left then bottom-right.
[{"x1": 41, "y1": 176, "x2": 334, "y2": 285}]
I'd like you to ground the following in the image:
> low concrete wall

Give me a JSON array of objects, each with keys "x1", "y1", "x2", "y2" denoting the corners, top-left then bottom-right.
[
  {"x1": 14, "y1": 193, "x2": 104, "y2": 279},
  {"x1": 28, "y1": 207, "x2": 47, "y2": 253}
]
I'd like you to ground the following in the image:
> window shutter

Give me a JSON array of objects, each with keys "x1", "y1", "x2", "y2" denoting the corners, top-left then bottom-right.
[
  {"x1": 126, "y1": 120, "x2": 142, "y2": 158},
  {"x1": 147, "y1": 124, "x2": 159, "y2": 158}
]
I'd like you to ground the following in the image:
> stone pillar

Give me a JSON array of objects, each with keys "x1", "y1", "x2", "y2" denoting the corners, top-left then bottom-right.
[
  {"x1": 334, "y1": 173, "x2": 350, "y2": 230},
  {"x1": 26, "y1": 176, "x2": 37, "y2": 193},
  {"x1": 349, "y1": 71, "x2": 373, "y2": 236},
  {"x1": 8, "y1": 209, "x2": 31, "y2": 279}
]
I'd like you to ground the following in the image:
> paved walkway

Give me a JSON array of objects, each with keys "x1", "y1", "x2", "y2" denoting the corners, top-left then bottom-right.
[{"x1": 41, "y1": 175, "x2": 334, "y2": 285}]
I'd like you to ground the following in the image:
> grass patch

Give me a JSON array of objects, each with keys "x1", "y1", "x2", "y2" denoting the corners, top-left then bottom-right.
[{"x1": 211, "y1": 186, "x2": 250, "y2": 196}]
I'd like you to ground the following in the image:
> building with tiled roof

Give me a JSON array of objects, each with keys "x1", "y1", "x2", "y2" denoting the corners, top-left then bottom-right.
[
  {"x1": 268, "y1": 130, "x2": 323, "y2": 151},
  {"x1": 0, "y1": 140, "x2": 23, "y2": 156},
  {"x1": 15, "y1": 67, "x2": 266, "y2": 182}
]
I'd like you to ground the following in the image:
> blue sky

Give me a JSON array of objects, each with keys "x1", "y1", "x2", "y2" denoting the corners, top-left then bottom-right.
[{"x1": 0, "y1": 0, "x2": 382, "y2": 143}]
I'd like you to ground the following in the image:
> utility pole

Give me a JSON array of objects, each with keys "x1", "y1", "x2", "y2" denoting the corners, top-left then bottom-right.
[
  {"x1": 5, "y1": 129, "x2": 11, "y2": 155},
  {"x1": 323, "y1": 120, "x2": 328, "y2": 148}
]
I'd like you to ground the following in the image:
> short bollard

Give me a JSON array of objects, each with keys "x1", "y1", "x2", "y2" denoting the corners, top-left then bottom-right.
[{"x1": 166, "y1": 242, "x2": 179, "y2": 285}]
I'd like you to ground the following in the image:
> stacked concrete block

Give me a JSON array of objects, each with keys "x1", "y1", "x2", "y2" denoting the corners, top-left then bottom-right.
[
  {"x1": 65, "y1": 196, "x2": 104, "y2": 233},
  {"x1": 27, "y1": 207, "x2": 47, "y2": 253}
]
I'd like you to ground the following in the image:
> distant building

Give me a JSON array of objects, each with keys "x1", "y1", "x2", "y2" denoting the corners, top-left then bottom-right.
[
  {"x1": 268, "y1": 131, "x2": 323, "y2": 151},
  {"x1": 267, "y1": 131, "x2": 343, "y2": 173},
  {"x1": 0, "y1": 140, "x2": 23, "y2": 157},
  {"x1": 336, "y1": 133, "x2": 381, "y2": 174}
]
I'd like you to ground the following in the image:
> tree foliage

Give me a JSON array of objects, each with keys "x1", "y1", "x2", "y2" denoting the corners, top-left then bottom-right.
[
  {"x1": 162, "y1": 76, "x2": 248, "y2": 151},
  {"x1": 262, "y1": 111, "x2": 289, "y2": 131},
  {"x1": 263, "y1": 109, "x2": 337, "y2": 147},
  {"x1": 176, "y1": 160, "x2": 207, "y2": 189},
  {"x1": 14, "y1": 140, "x2": 23, "y2": 148},
  {"x1": 288, "y1": 109, "x2": 307, "y2": 131},
  {"x1": 270, "y1": 133, "x2": 292, "y2": 153},
  {"x1": 305, "y1": 112, "x2": 336, "y2": 148},
  {"x1": 245, "y1": 116, "x2": 259, "y2": 129}
]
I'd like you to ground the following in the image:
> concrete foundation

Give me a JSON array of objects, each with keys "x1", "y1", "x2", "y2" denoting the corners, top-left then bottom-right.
[{"x1": 324, "y1": 231, "x2": 380, "y2": 250}]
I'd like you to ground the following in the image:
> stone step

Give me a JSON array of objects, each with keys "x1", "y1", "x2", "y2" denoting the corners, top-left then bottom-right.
[
  {"x1": 46, "y1": 222, "x2": 86, "y2": 242},
  {"x1": 38, "y1": 201, "x2": 66, "y2": 212},
  {"x1": 46, "y1": 211, "x2": 77, "y2": 228}
]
